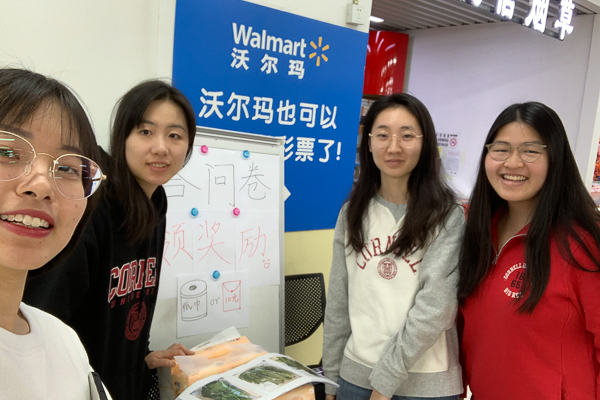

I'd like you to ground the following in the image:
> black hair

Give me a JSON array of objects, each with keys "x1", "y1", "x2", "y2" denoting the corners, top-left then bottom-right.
[
  {"x1": 346, "y1": 93, "x2": 456, "y2": 256},
  {"x1": 458, "y1": 102, "x2": 600, "y2": 312},
  {"x1": 109, "y1": 79, "x2": 196, "y2": 245},
  {"x1": 0, "y1": 67, "x2": 101, "y2": 268}
]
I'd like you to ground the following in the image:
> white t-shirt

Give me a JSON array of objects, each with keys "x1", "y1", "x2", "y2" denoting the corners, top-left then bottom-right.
[{"x1": 0, "y1": 303, "x2": 101, "y2": 400}]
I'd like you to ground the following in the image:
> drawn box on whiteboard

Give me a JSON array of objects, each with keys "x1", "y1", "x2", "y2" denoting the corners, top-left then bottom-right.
[{"x1": 223, "y1": 280, "x2": 241, "y2": 312}]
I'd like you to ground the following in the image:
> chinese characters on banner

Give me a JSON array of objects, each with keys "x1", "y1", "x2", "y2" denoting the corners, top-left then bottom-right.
[
  {"x1": 173, "y1": 0, "x2": 368, "y2": 231},
  {"x1": 468, "y1": 0, "x2": 575, "y2": 40},
  {"x1": 197, "y1": 88, "x2": 341, "y2": 163}
]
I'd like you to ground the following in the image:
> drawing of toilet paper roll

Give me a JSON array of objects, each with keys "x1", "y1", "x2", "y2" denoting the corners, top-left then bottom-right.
[{"x1": 180, "y1": 280, "x2": 207, "y2": 321}]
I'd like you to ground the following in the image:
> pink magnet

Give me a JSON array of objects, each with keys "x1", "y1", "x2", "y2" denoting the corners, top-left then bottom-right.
[
  {"x1": 233, "y1": 207, "x2": 241, "y2": 216},
  {"x1": 200, "y1": 145, "x2": 209, "y2": 153}
]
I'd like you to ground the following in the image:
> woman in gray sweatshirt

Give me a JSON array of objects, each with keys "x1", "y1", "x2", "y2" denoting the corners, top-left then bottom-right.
[{"x1": 323, "y1": 93, "x2": 464, "y2": 400}]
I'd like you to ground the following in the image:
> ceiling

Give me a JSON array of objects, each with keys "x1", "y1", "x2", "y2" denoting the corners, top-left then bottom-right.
[{"x1": 369, "y1": 0, "x2": 597, "y2": 38}]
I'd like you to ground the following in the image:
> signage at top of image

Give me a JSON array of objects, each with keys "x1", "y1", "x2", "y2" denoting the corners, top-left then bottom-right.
[
  {"x1": 173, "y1": 0, "x2": 368, "y2": 232},
  {"x1": 461, "y1": 0, "x2": 576, "y2": 40}
]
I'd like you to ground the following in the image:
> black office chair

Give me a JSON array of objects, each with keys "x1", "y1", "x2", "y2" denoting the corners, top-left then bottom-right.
[
  {"x1": 284, "y1": 273, "x2": 326, "y2": 347},
  {"x1": 285, "y1": 273, "x2": 327, "y2": 400}
]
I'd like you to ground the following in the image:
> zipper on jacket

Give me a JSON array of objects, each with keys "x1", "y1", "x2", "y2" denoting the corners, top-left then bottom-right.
[{"x1": 492, "y1": 233, "x2": 526, "y2": 265}]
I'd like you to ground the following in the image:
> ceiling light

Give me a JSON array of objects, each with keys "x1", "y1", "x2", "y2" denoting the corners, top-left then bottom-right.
[{"x1": 370, "y1": 16, "x2": 384, "y2": 23}]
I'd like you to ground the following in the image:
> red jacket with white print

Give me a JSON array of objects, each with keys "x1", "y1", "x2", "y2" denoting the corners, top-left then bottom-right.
[{"x1": 460, "y1": 215, "x2": 600, "y2": 400}]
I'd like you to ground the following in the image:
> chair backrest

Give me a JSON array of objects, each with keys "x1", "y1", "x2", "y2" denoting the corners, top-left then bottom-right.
[{"x1": 284, "y1": 273, "x2": 326, "y2": 347}]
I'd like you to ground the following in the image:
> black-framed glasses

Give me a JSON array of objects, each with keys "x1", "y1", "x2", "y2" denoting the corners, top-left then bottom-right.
[
  {"x1": 0, "y1": 130, "x2": 106, "y2": 200},
  {"x1": 368, "y1": 130, "x2": 423, "y2": 149},
  {"x1": 485, "y1": 142, "x2": 547, "y2": 163}
]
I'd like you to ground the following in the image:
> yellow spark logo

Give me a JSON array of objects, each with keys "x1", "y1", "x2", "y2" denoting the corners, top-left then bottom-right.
[{"x1": 308, "y1": 37, "x2": 329, "y2": 67}]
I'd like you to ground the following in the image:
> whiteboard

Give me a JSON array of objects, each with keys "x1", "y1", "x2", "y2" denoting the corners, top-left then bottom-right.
[{"x1": 149, "y1": 126, "x2": 285, "y2": 354}]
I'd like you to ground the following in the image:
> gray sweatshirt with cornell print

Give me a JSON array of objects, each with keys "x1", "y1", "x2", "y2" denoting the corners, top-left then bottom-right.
[{"x1": 322, "y1": 195, "x2": 464, "y2": 398}]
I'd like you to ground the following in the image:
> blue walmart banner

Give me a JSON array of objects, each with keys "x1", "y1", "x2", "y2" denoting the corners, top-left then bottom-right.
[{"x1": 173, "y1": 0, "x2": 368, "y2": 231}]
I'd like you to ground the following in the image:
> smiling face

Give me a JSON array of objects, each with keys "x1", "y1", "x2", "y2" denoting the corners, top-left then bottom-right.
[
  {"x1": 125, "y1": 100, "x2": 189, "y2": 197},
  {"x1": 0, "y1": 103, "x2": 86, "y2": 272},
  {"x1": 485, "y1": 122, "x2": 549, "y2": 214},
  {"x1": 369, "y1": 106, "x2": 423, "y2": 189}
]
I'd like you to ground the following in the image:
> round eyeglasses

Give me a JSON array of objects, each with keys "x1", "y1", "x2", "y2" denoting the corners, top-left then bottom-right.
[
  {"x1": 369, "y1": 130, "x2": 423, "y2": 149},
  {"x1": 485, "y1": 142, "x2": 547, "y2": 163},
  {"x1": 0, "y1": 130, "x2": 105, "y2": 200}
]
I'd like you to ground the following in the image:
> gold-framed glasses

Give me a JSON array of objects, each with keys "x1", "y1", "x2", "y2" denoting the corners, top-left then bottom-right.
[
  {"x1": 0, "y1": 130, "x2": 106, "y2": 200},
  {"x1": 369, "y1": 130, "x2": 423, "y2": 149},
  {"x1": 485, "y1": 142, "x2": 547, "y2": 163}
]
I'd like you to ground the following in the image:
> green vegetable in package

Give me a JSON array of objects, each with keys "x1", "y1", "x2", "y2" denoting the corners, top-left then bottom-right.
[
  {"x1": 239, "y1": 365, "x2": 296, "y2": 385},
  {"x1": 197, "y1": 379, "x2": 254, "y2": 400},
  {"x1": 272, "y1": 357, "x2": 318, "y2": 375}
]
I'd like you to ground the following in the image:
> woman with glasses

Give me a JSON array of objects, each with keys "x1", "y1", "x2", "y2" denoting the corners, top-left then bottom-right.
[
  {"x1": 323, "y1": 93, "x2": 464, "y2": 400},
  {"x1": 458, "y1": 102, "x2": 600, "y2": 399},
  {"x1": 0, "y1": 68, "x2": 107, "y2": 399},
  {"x1": 24, "y1": 80, "x2": 196, "y2": 400}
]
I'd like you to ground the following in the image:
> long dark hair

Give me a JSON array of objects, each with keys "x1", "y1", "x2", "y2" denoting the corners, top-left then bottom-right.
[
  {"x1": 0, "y1": 68, "x2": 101, "y2": 269},
  {"x1": 458, "y1": 102, "x2": 600, "y2": 312},
  {"x1": 346, "y1": 93, "x2": 456, "y2": 255},
  {"x1": 109, "y1": 79, "x2": 196, "y2": 245}
]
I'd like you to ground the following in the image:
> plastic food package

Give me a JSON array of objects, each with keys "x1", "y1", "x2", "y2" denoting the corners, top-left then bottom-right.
[
  {"x1": 172, "y1": 337, "x2": 267, "y2": 397},
  {"x1": 171, "y1": 337, "x2": 315, "y2": 399}
]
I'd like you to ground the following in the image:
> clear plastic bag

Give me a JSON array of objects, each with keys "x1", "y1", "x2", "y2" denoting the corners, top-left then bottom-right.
[{"x1": 171, "y1": 337, "x2": 268, "y2": 397}]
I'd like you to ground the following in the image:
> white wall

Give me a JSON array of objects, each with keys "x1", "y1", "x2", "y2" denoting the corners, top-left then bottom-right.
[
  {"x1": 244, "y1": 0, "x2": 372, "y2": 31},
  {"x1": 0, "y1": 0, "x2": 372, "y2": 148},
  {"x1": 406, "y1": 14, "x2": 598, "y2": 197},
  {"x1": 0, "y1": 0, "x2": 166, "y2": 148}
]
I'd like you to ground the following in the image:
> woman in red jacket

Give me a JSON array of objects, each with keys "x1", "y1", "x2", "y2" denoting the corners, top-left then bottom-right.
[{"x1": 458, "y1": 102, "x2": 600, "y2": 400}]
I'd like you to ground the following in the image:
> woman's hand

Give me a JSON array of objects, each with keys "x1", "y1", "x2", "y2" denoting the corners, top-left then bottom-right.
[
  {"x1": 369, "y1": 389, "x2": 391, "y2": 400},
  {"x1": 145, "y1": 343, "x2": 194, "y2": 369},
  {"x1": 325, "y1": 395, "x2": 336, "y2": 400}
]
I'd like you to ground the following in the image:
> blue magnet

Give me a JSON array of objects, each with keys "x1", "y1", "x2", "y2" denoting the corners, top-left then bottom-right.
[
  {"x1": 243, "y1": 150, "x2": 250, "y2": 159},
  {"x1": 212, "y1": 270, "x2": 220, "y2": 279},
  {"x1": 190, "y1": 208, "x2": 199, "y2": 217}
]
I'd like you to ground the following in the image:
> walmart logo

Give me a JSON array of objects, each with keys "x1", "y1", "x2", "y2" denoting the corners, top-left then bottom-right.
[
  {"x1": 232, "y1": 23, "x2": 331, "y2": 67},
  {"x1": 309, "y1": 36, "x2": 329, "y2": 67}
]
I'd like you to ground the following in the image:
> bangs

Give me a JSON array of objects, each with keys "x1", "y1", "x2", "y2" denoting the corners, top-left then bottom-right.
[
  {"x1": 1, "y1": 101, "x2": 84, "y2": 152},
  {"x1": 0, "y1": 69, "x2": 97, "y2": 161}
]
